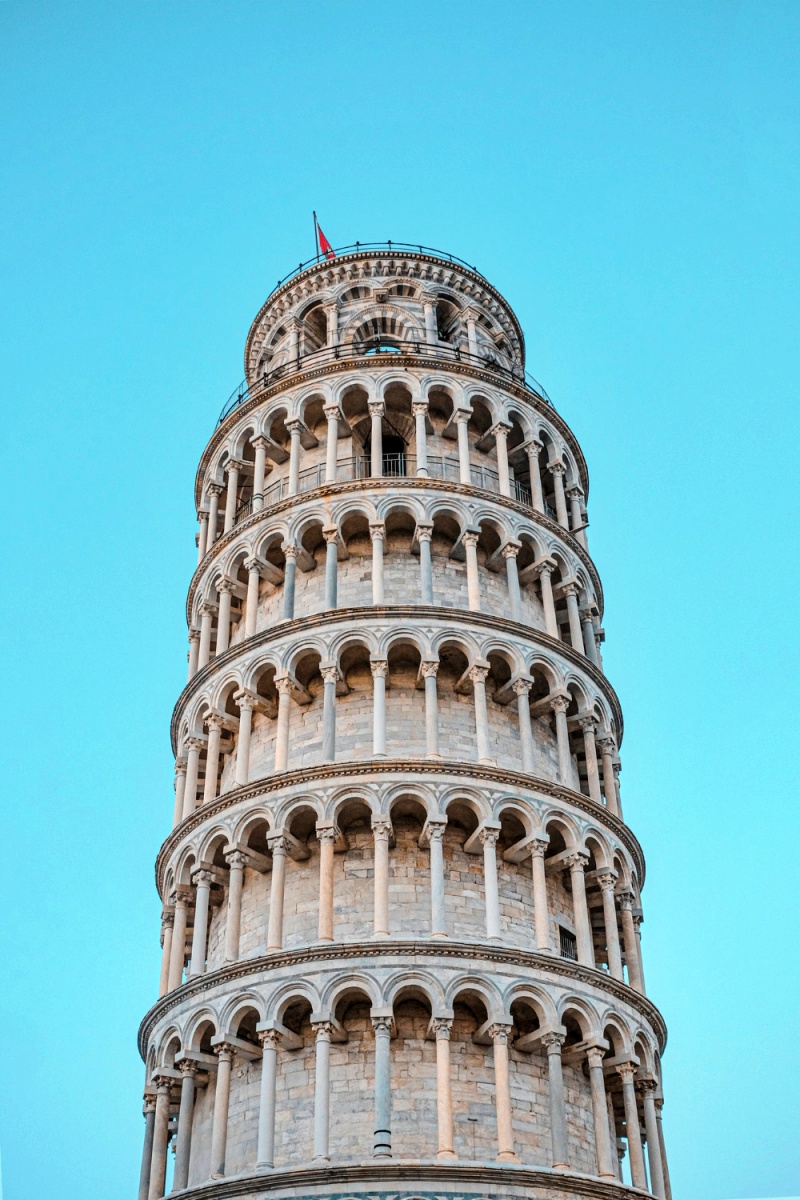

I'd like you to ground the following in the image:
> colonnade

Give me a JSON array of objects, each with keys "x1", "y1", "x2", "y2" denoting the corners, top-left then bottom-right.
[
  {"x1": 158, "y1": 819, "x2": 646, "y2": 998},
  {"x1": 140, "y1": 1019, "x2": 666, "y2": 1199},
  {"x1": 196, "y1": 399, "x2": 590, "y2": 568},
  {"x1": 175, "y1": 673, "x2": 622, "y2": 825},
  {"x1": 189, "y1": 527, "x2": 604, "y2": 681}
]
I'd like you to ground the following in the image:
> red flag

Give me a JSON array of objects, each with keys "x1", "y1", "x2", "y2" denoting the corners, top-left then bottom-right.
[{"x1": 317, "y1": 223, "x2": 336, "y2": 260}]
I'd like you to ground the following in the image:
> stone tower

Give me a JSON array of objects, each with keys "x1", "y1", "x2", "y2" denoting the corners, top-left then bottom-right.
[{"x1": 137, "y1": 244, "x2": 670, "y2": 1200}]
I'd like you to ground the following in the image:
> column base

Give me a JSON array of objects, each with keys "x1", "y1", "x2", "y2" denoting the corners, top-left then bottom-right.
[
  {"x1": 437, "y1": 1149, "x2": 457, "y2": 1161},
  {"x1": 496, "y1": 1150, "x2": 520, "y2": 1163}
]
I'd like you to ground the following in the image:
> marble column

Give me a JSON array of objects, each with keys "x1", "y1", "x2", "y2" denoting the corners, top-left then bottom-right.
[
  {"x1": 215, "y1": 580, "x2": 233, "y2": 654},
  {"x1": 172, "y1": 1060, "x2": 197, "y2": 1190},
  {"x1": 206, "y1": 483, "x2": 222, "y2": 546},
  {"x1": 223, "y1": 460, "x2": 242, "y2": 533},
  {"x1": 427, "y1": 820, "x2": 447, "y2": 936},
  {"x1": 282, "y1": 544, "x2": 298, "y2": 620},
  {"x1": 172, "y1": 758, "x2": 187, "y2": 827},
  {"x1": 202, "y1": 714, "x2": 223, "y2": 806},
  {"x1": 321, "y1": 666, "x2": 338, "y2": 762},
  {"x1": 256, "y1": 1030, "x2": 280, "y2": 1167},
  {"x1": 598, "y1": 737, "x2": 620, "y2": 817},
  {"x1": 417, "y1": 524, "x2": 434, "y2": 603},
  {"x1": 503, "y1": 542, "x2": 522, "y2": 620},
  {"x1": 323, "y1": 526, "x2": 338, "y2": 609},
  {"x1": 370, "y1": 522, "x2": 385, "y2": 604},
  {"x1": 287, "y1": 420, "x2": 302, "y2": 495},
  {"x1": 470, "y1": 664, "x2": 492, "y2": 763},
  {"x1": 147, "y1": 1077, "x2": 172, "y2": 1200},
  {"x1": 463, "y1": 530, "x2": 481, "y2": 611},
  {"x1": 167, "y1": 891, "x2": 189, "y2": 991},
  {"x1": 324, "y1": 404, "x2": 339, "y2": 483},
  {"x1": 197, "y1": 510, "x2": 209, "y2": 563},
  {"x1": 251, "y1": 435, "x2": 269, "y2": 511},
  {"x1": 209, "y1": 1044, "x2": 233, "y2": 1178},
  {"x1": 137, "y1": 1096, "x2": 157, "y2": 1200},
  {"x1": 536, "y1": 560, "x2": 559, "y2": 638},
  {"x1": 312, "y1": 1021, "x2": 332, "y2": 1161},
  {"x1": 550, "y1": 694, "x2": 572, "y2": 784},
  {"x1": 617, "y1": 1063, "x2": 646, "y2": 1190},
  {"x1": 267, "y1": 836, "x2": 287, "y2": 951},
  {"x1": 422, "y1": 661, "x2": 440, "y2": 757},
  {"x1": 317, "y1": 827, "x2": 336, "y2": 942},
  {"x1": 640, "y1": 1081, "x2": 667, "y2": 1198},
  {"x1": 489, "y1": 1025, "x2": 518, "y2": 1161},
  {"x1": 189, "y1": 869, "x2": 213, "y2": 977},
  {"x1": 413, "y1": 401, "x2": 429, "y2": 476},
  {"x1": 423, "y1": 299, "x2": 437, "y2": 344},
  {"x1": 513, "y1": 678, "x2": 535, "y2": 772},
  {"x1": 598, "y1": 872, "x2": 623, "y2": 980},
  {"x1": 620, "y1": 891, "x2": 644, "y2": 993},
  {"x1": 493, "y1": 424, "x2": 512, "y2": 497},
  {"x1": 543, "y1": 1033, "x2": 569, "y2": 1168},
  {"x1": 587, "y1": 1046, "x2": 616, "y2": 1178},
  {"x1": 549, "y1": 461, "x2": 569, "y2": 528},
  {"x1": 224, "y1": 850, "x2": 246, "y2": 962},
  {"x1": 198, "y1": 602, "x2": 215, "y2": 669},
  {"x1": 372, "y1": 1015, "x2": 393, "y2": 1157},
  {"x1": 372, "y1": 817, "x2": 391, "y2": 937},
  {"x1": 455, "y1": 410, "x2": 472, "y2": 483},
  {"x1": 567, "y1": 485, "x2": 587, "y2": 546},
  {"x1": 656, "y1": 1096, "x2": 672, "y2": 1200},
  {"x1": 481, "y1": 827, "x2": 501, "y2": 939},
  {"x1": 525, "y1": 439, "x2": 544, "y2": 511},
  {"x1": 234, "y1": 692, "x2": 255, "y2": 785},
  {"x1": 371, "y1": 660, "x2": 388, "y2": 757},
  {"x1": 369, "y1": 401, "x2": 384, "y2": 476},
  {"x1": 580, "y1": 715, "x2": 603, "y2": 805},
  {"x1": 158, "y1": 910, "x2": 174, "y2": 998},
  {"x1": 274, "y1": 676, "x2": 291, "y2": 771},
  {"x1": 562, "y1": 582, "x2": 584, "y2": 653},
  {"x1": 530, "y1": 839, "x2": 551, "y2": 952},
  {"x1": 187, "y1": 630, "x2": 200, "y2": 680},
  {"x1": 566, "y1": 852, "x2": 593, "y2": 966},
  {"x1": 244, "y1": 558, "x2": 261, "y2": 637},
  {"x1": 182, "y1": 738, "x2": 204, "y2": 820},
  {"x1": 433, "y1": 1018, "x2": 456, "y2": 1159},
  {"x1": 581, "y1": 607, "x2": 600, "y2": 665}
]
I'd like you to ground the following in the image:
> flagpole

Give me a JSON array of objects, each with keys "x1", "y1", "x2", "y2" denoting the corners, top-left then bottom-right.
[{"x1": 313, "y1": 211, "x2": 320, "y2": 262}]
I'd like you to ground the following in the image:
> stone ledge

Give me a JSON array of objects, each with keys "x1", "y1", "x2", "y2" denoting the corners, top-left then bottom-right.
[
  {"x1": 171, "y1": 606, "x2": 623, "y2": 751},
  {"x1": 170, "y1": 1158, "x2": 649, "y2": 1200},
  {"x1": 138, "y1": 938, "x2": 667, "y2": 1059},
  {"x1": 155, "y1": 761, "x2": 644, "y2": 892},
  {"x1": 187, "y1": 476, "x2": 602, "y2": 621}
]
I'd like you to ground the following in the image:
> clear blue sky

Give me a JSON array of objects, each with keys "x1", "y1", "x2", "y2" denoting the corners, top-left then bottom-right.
[{"x1": 1, "y1": 3, "x2": 798, "y2": 1198}]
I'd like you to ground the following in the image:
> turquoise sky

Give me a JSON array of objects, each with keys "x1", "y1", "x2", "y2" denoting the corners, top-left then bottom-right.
[{"x1": 1, "y1": 4, "x2": 798, "y2": 1199}]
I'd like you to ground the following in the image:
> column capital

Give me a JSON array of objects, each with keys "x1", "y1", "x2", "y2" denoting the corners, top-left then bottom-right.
[
  {"x1": 224, "y1": 458, "x2": 246, "y2": 475},
  {"x1": 267, "y1": 833, "x2": 289, "y2": 856},
  {"x1": 597, "y1": 734, "x2": 617, "y2": 754},
  {"x1": 285, "y1": 418, "x2": 305, "y2": 435},
  {"x1": 213, "y1": 1042, "x2": 235, "y2": 1064},
  {"x1": 530, "y1": 837, "x2": 549, "y2": 858},
  {"x1": 578, "y1": 712, "x2": 597, "y2": 732},
  {"x1": 561, "y1": 579, "x2": 581, "y2": 599},
  {"x1": 174, "y1": 756, "x2": 188, "y2": 775},
  {"x1": 479, "y1": 826, "x2": 500, "y2": 849},
  {"x1": 412, "y1": 400, "x2": 429, "y2": 417},
  {"x1": 204, "y1": 712, "x2": 225, "y2": 732},
  {"x1": 431, "y1": 1016, "x2": 453, "y2": 1039},
  {"x1": 420, "y1": 659, "x2": 439, "y2": 678},
  {"x1": 468, "y1": 663, "x2": 489, "y2": 685},
  {"x1": 320, "y1": 665, "x2": 339, "y2": 686},
  {"x1": 369, "y1": 521, "x2": 386, "y2": 540},
  {"x1": 224, "y1": 849, "x2": 248, "y2": 870},
  {"x1": 243, "y1": 556, "x2": 264, "y2": 575},
  {"x1": 371, "y1": 815, "x2": 392, "y2": 840},
  {"x1": 172, "y1": 886, "x2": 192, "y2": 907},
  {"x1": 487, "y1": 1023, "x2": 512, "y2": 1045},
  {"x1": 371, "y1": 1014, "x2": 394, "y2": 1035},
  {"x1": 511, "y1": 676, "x2": 533, "y2": 696},
  {"x1": 548, "y1": 458, "x2": 567, "y2": 476},
  {"x1": 501, "y1": 539, "x2": 521, "y2": 559},
  {"x1": 415, "y1": 522, "x2": 433, "y2": 543},
  {"x1": 207, "y1": 481, "x2": 224, "y2": 496},
  {"x1": 192, "y1": 868, "x2": 215, "y2": 888},
  {"x1": 564, "y1": 851, "x2": 589, "y2": 872},
  {"x1": 161, "y1": 909, "x2": 175, "y2": 930},
  {"x1": 616, "y1": 1061, "x2": 638, "y2": 1082},
  {"x1": 426, "y1": 819, "x2": 447, "y2": 842},
  {"x1": 283, "y1": 542, "x2": 300, "y2": 561},
  {"x1": 199, "y1": 600, "x2": 218, "y2": 618},
  {"x1": 533, "y1": 555, "x2": 558, "y2": 578},
  {"x1": 142, "y1": 1093, "x2": 158, "y2": 1114},
  {"x1": 549, "y1": 692, "x2": 571, "y2": 715},
  {"x1": 541, "y1": 1031, "x2": 566, "y2": 1051},
  {"x1": 257, "y1": 1028, "x2": 281, "y2": 1051},
  {"x1": 586, "y1": 1045, "x2": 606, "y2": 1069},
  {"x1": 323, "y1": 402, "x2": 341, "y2": 421},
  {"x1": 216, "y1": 576, "x2": 236, "y2": 595},
  {"x1": 370, "y1": 659, "x2": 389, "y2": 679},
  {"x1": 188, "y1": 629, "x2": 201, "y2": 645},
  {"x1": 316, "y1": 824, "x2": 339, "y2": 845},
  {"x1": 368, "y1": 400, "x2": 385, "y2": 417},
  {"x1": 312, "y1": 1020, "x2": 333, "y2": 1039},
  {"x1": 636, "y1": 1076, "x2": 658, "y2": 1096},
  {"x1": 186, "y1": 734, "x2": 207, "y2": 753},
  {"x1": 321, "y1": 524, "x2": 339, "y2": 544},
  {"x1": 596, "y1": 870, "x2": 618, "y2": 891},
  {"x1": 462, "y1": 529, "x2": 480, "y2": 548},
  {"x1": 618, "y1": 889, "x2": 635, "y2": 911},
  {"x1": 454, "y1": 407, "x2": 471, "y2": 425},
  {"x1": 250, "y1": 434, "x2": 270, "y2": 451},
  {"x1": 566, "y1": 483, "x2": 584, "y2": 500},
  {"x1": 522, "y1": 436, "x2": 544, "y2": 456},
  {"x1": 234, "y1": 689, "x2": 259, "y2": 713},
  {"x1": 153, "y1": 1074, "x2": 173, "y2": 1095},
  {"x1": 178, "y1": 1059, "x2": 198, "y2": 1079},
  {"x1": 489, "y1": 421, "x2": 512, "y2": 440}
]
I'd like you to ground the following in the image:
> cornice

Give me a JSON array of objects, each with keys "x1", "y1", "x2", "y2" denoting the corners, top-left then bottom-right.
[
  {"x1": 160, "y1": 1158, "x2": 650, "y2": 1199},
  {"x1": 188, "y1": 477, "x2": 604, "y2": 621},
  {"x1": 138, "y1": 938, "x2": 667, "y2": 1060},
  {"x1": 171, "y1": 606, "x2": 623, "y2": 749},
  {"x1": 154, "y1": 759, "x2": 645, "y2": 893},
  {"x1": 197, "y1": 355, "x2": 589, "y2": 502}
]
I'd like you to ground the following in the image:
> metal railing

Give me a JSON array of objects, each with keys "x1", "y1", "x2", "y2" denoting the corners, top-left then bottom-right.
[
  {"x1": 231, "y1": 452, "x2": 551, "y2": 528},
  {"x1": 218, "y1": 338, "x2": 553, "y2": 425},
  {"x1": 266, "y1": 241, "x2": 488, "y2": 297}
]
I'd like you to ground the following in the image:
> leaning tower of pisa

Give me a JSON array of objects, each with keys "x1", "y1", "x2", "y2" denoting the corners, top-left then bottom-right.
[{"x1": 137, "y1": 244, "x2": 671, "y2": 1200}]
